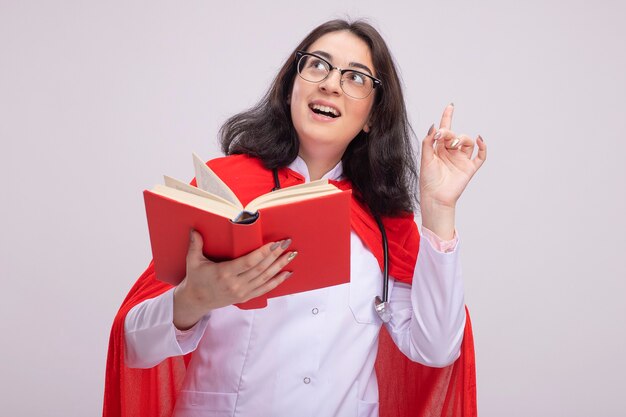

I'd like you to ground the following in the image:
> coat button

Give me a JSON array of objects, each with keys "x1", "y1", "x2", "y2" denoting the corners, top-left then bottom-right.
[{"x1": 303, "y1": 377, "x2": 311, "y2": 384}]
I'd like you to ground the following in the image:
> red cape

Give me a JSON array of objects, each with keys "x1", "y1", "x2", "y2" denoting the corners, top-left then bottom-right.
[{"x1": 103, "y1": 154, "x2": 477, "y2": 417}]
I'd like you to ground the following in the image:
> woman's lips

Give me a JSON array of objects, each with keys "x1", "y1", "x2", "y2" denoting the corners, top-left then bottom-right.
[
  {"x1": 309, "y1": 103, "x2": 341, "y2": 117},
  {"x1": 309, "y1": 106, "x2": 339, "y2": 122},
  {"x1": 308, "y1": 100, "x2": 342, "y2": 122}
]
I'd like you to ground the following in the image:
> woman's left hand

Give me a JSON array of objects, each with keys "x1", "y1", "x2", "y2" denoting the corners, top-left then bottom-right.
[{"x1": 419, "y1": 104, "x2": 487, "y2": 238}]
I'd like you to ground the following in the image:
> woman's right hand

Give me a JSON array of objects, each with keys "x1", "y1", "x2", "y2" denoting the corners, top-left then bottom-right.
[{"x1": 173, "y1": 229, "x2": 296, "y2": 330}]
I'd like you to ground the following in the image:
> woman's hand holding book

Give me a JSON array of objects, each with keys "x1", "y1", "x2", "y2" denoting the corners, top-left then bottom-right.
[{"x1": 172, "y1": 230, "x2": 296, "y2": 330}]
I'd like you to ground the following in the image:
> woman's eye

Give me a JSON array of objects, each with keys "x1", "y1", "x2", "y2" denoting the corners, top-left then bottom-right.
[
  {"x1": 346, "y1": 71, "x2": 365, "y2": 85},
  {"x1": 308, "y1": 58, "x2": 327, "y2": 71}
]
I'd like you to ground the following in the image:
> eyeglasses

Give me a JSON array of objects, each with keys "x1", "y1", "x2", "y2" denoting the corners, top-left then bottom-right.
[{"x1": 295, "y1": 51, "x2": 382, "y2": 99}]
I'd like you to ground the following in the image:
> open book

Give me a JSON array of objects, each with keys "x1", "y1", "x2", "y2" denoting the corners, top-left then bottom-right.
[{"x1": 144, "y1": 154, "x2": 351, "y2": 309}]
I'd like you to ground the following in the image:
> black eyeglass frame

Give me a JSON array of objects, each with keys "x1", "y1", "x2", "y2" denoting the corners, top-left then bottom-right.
[{"x1": 295, "y1": 50, "x2": 382, "y2": 99}]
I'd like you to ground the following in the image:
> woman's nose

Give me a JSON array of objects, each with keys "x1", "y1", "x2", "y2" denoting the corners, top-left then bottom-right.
[{"x1": 318, "y1": 70, "x2": 342, "y2": 95}]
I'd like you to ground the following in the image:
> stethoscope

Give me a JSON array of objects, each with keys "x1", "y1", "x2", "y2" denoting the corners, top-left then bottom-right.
[{"x1": 272, "y1": 169, "x2": 392, "y2": 323}]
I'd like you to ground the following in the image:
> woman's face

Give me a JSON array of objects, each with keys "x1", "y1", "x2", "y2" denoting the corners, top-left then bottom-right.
[{"x1": 290, "y1": 30, "x2": 376, "y2": 163}]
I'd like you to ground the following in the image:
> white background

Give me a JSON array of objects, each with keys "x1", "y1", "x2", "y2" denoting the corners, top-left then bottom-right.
[{"x1": 1, "y1": 1, "x2": 625, "y2": 416}]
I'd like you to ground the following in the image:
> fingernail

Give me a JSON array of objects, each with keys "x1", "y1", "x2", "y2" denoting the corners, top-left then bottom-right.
[
  {"x1": 477, "y1": 135, "x2": 484, "y2": 143},
  {"x1": 284, "y1": 271, "x2": 293, "y2": 279},
  {"x1": 450, "y1": 102, "x2": 455, "y2": 107},
  {"x1": 270, "y1": 241, "x2": 281, "y2": 251},
  {"x1": 189, "y1": 229, "x2": 195, "y2": 243},
  {"x1": 287, "y1": 251, "x2": 298, "y2": 262},
  {"x1": 281, "y1": 238, "x2": 292, "y2": 250},
  {"x1": 427, "y1": 123, "x2": 435, "y2": 136},
  {"x1": 450, "y1": 138, "x2": 461, "y2": 149},
  {"x1": 434, "y1": 131, "x2": 442, "y2": 140}
]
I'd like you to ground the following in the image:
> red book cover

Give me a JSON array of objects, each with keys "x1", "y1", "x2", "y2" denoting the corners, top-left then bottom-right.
[{"x1": 143, "y1": 189, "x2": 351, "y2": 309}]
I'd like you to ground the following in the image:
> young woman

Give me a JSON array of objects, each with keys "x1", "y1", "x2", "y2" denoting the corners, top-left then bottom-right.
[{"x1": 104, "y1": 19, "x2": 486, "y2": 417}]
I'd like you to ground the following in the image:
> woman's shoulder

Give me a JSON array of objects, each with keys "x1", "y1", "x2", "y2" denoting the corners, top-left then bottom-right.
[
  {"x1": 207, "y1": 154, "x2": 303, "y2": 190},
  {"x1": 204, "y1": 154, "x2": 278, "y2": 204},
  {"x1": 205, "y1": 154, "x2": 273, "y2": 182},
  {"x1": 206, "y1": 153, "x2": 266, "y2": 173}
]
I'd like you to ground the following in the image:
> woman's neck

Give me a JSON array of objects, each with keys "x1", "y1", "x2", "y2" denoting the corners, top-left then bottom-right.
[
  {"x1": 297, "y1": 153, "x2": 342, "y2": 181},
  {"x1": 297, "y1": 144, "x2": 346, "y2": 181}
]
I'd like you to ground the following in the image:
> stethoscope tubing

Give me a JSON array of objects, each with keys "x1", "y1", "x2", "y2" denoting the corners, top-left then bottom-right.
[{"x1": 373, "y1": 213, "x2": 389, "y2": 303}]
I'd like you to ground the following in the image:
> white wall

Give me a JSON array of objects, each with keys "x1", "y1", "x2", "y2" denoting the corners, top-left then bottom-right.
[{"x1": 1, "y1": 1, "x2": 624, "y2": 416}]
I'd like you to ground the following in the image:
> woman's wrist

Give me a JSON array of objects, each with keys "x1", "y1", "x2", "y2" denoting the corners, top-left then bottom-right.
[
  {"x1": 173, "y1": 279, "x2": 212, "y2": 330},
  {"x1": 419, "y1": 198, "x2": 456, "y2": 240}
]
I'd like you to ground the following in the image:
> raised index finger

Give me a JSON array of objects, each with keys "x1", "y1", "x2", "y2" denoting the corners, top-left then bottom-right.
[{"x1": 439, "y1": 103, "x2": 455, "y2": 130}]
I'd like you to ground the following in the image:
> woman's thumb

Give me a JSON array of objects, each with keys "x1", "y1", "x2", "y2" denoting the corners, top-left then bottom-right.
[{"x1": 187, "y1": 229, "x2": 204, "y2": 260}]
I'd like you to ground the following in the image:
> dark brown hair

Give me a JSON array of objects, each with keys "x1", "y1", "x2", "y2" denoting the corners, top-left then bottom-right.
[{"x1": 220, "y1": 19, "x2": 418, "y2": 217}]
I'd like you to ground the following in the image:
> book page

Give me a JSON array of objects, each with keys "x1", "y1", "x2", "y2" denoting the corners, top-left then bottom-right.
[
  {"x1": 249, "y1": 188, "x2": 341, "y2": 212},
  {"x1": 163, "y1": 176, "x2": 238, "y2": 207},
  {"x1": 192, "y1": 153, "x2": 242, "y2": 209},
  {"x1": 150, "y1": 184, "x2": 240, "y2": 219},
  {"x1": 246, "y1": 180, "x2": 341, "y2": 212}
]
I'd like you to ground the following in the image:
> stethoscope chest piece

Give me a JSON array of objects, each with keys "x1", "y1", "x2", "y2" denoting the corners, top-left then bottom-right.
[{"x1": 374, "y1": 296, "x2": 391, "y2": 323}]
